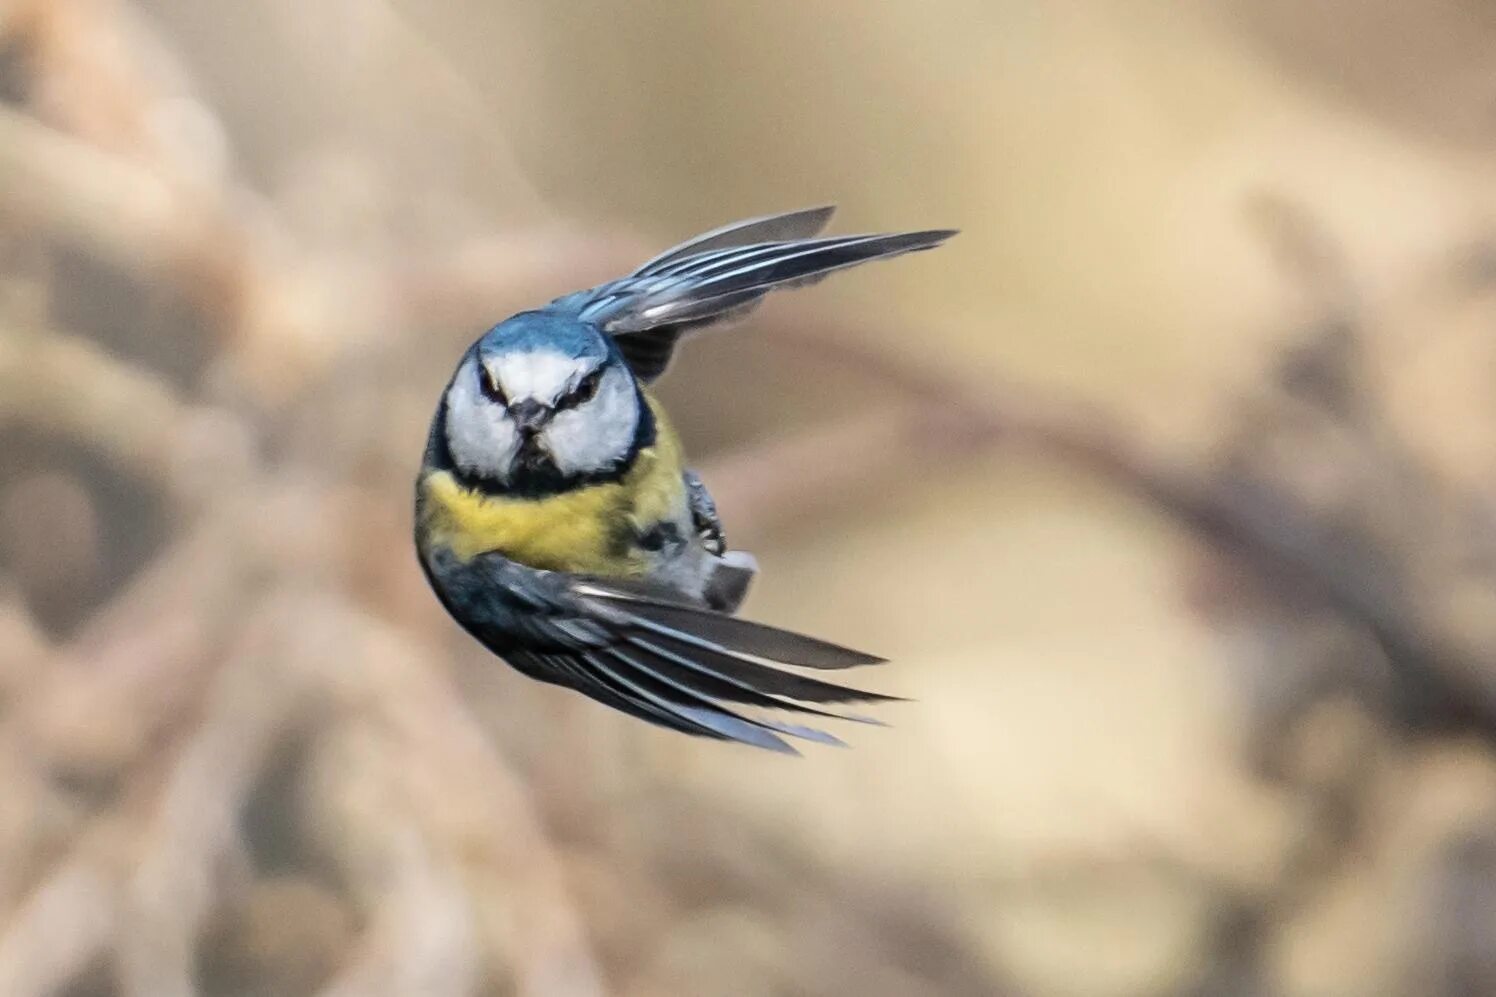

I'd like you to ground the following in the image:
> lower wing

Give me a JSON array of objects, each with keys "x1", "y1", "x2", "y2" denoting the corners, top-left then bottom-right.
[{"x1": 427, "y1": 547, "x2": 897, "y2": 753}]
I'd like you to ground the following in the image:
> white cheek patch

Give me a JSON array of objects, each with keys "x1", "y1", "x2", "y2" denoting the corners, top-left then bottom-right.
[
  {"x1": 543, "y1": 366, "x2": 640, "y2": 476},
  {"x1": 444, "y1": 363, "x2": 520, "y2": 481},
  {"x1": 491, "y1": 349, "x2": 585, "y2": 406}
]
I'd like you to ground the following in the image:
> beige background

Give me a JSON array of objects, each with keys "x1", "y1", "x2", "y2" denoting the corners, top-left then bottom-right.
[{"x1": 3, "y1": 2, "x2": 1496, "y2": 994}]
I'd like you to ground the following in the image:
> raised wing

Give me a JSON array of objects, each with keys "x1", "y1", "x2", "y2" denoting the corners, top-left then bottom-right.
[
  {"x1": 630, "y1": 204, "x2": 836, "y2": 276},
  {"x1": 551, "y1": 208, "x2": 956, "y2": 382}
]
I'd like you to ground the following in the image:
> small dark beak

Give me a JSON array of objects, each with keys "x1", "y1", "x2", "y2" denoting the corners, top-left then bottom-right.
[{"x1": 508, "y1": 398, "x2": 551, "y2": 436}]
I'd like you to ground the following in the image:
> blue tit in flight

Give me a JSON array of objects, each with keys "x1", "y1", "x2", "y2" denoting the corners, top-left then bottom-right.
[{"x1": 415, "y1": 206, "x2": 955, "y2": 752}]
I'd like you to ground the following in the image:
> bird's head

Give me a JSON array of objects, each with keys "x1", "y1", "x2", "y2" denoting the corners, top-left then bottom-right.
[{"x1": 442, "y1": 312, "x2": 644, "y2": 491}]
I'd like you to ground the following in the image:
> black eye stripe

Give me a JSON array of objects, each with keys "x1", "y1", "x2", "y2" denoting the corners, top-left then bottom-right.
[
  {"x1": 578, "y1": 368, "x2": 603, "y2": 398},
  {"x1": 556, "y1": 367, "x2": 604, "y2": 410},
  {"x1": 476, "y1": 363, "x2": 507, "y2": 404}
]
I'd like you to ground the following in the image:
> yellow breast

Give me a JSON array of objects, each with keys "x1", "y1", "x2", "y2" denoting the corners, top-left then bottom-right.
[{"x1": 418, "y1": 394, "x2": 687, "y2": 577}]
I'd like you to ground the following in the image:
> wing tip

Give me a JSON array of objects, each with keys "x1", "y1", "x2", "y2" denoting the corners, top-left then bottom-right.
[
  {"x1": 887, "y1": 227, "x2": 959, "y2": 251},
  {"x1": 799, "y1": 203, "x2": 838, "y2": 227},
  {"x1": 756, "y1": 733, "x2": 802, "y2": 755},
  {"x1": 797, "y1": 644, "x2": 888, "y2": 670},
  {"x1": 757, "y1": 717, "x2": 846, "y2": 749}
]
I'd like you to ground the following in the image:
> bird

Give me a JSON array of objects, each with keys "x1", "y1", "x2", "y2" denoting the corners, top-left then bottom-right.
[{"x1": 415, "y1": 206, "x2": 955, "y2": 752}]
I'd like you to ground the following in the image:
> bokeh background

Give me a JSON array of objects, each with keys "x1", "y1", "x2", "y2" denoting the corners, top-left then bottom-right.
[{"x1": 5, "y1": 1, "x2": 1496, "y2": 994}]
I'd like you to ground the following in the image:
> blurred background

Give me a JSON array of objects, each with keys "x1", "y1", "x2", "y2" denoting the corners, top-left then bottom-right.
[{"x1": 6, "y1": 1, "x2": 1496, "y2": 994}]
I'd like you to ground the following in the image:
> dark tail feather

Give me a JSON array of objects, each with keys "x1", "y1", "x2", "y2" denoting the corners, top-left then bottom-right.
[
  {"x1": 577, "y1": 584, "x2": 886, "y2": 669},
  {"x1": 605, "y1": 647, "x2": 847, "y2": 749},
  {"x1": 624, "y1": 635, "x2": 885, "y2": 722},
  {"x1": 635, "y1": 629, "x2": 894, "y2": 709},
  {"x1": 584, "y1": 650, "x2": 800, "y2": 753},
  {"x1": 548, "y1": 579, "x2": 899, "y2": 751},
  {"x1": 522, "y1": 650, "x2": 731, "y2": 741}
]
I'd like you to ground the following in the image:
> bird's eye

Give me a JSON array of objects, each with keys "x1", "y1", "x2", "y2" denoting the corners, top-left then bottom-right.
[
  {"x1": 558, "y1": 368, "x2": 604, "y2": 410},
  {"x1": 477, "y1": 363, "x2": 507, "y2": 405}
]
